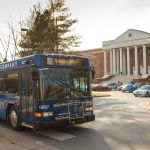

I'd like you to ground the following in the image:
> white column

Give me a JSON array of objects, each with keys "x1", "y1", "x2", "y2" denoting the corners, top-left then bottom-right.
[
  {"x1": 134, "y1": 46, "x2": 138, "y2": 76},
  {"x1": 116, "y1": 49, "x2": 120, "y2": 75},
  {"x1": 104, "y1": 50, "x2": 107, "y2": 75},
  {"x1": 119, "y1": 48, "x2": 123, "y2": 74},
  {"x1": 127, "y1": 47, "x2": 130, "y2": 75},
  {"x1": 123, "y1": 50, "x2": 126, "y2": 75},
  {"x1": 113, "y1": 49, "x2": 116, "y2": 75},
  {"x1": 110, "y1": 49, "x2": 113, "y2": 74},
  {"x1": 143, "y1": 45, "x2": 147, "y2": 75}
]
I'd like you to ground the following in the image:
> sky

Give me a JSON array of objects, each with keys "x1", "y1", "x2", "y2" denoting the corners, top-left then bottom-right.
[{"x1": 0, "y1": 0, "x2": 150, "y2": 52}]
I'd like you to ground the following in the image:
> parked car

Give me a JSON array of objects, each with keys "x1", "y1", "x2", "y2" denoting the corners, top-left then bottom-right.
[
  {"x1": 117, "y1": 84, "x2": 126, "y2": 91},
  {"x1": 122, "y1": 84, "x2": 138, "y2": 93},
  {"x1": 133, "y1": 85, "x2": 150, "y2": 97},
  {"x1": 103, "y1": 82, "x2": 118, "y2": 90},
  {"x1": 92, "y1": 84, "x2": 111, "y2": 91},
  {"x1": 91, "y1": 84, "x2": 97, "y2": 88},
  {"x1": 134, "y1": 83, "x2": 145, "y2": 88}
]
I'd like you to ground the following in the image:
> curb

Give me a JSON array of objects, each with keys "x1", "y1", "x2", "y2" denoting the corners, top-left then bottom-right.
[{"x1": 92, "y1": 92, "x2": 111, "y2": 97}]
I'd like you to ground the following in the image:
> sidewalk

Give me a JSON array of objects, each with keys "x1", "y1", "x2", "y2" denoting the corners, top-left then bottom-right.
[{"x1": 0, "y1": 135, "x2": 28, "y2": 150}]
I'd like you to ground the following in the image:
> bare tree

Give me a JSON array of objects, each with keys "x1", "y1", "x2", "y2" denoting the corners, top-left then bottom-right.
[
  {"x1": 0, "y1": 21, "x2": 23, "y2": 62},
  {"x1": 8, "y1": 22, "x2": 21, "y2": 60},
  {"x1": 0, "y1": 32, "x2": 11, "y2": 62}
]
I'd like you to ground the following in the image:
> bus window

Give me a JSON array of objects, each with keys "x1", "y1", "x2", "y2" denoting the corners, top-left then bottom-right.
[
  {"x1": 39, "y1": 68, "x2": 67, "y2": 100},
  {"x1": 39, "y1": 68, "x2": 91, "y2": 100},
  {"x1": 0, "y1": 74, "x2": 4, "y2": 94},
  {"x1": 5, "y1": 71, "x2": 19, "y2": 95},
  {"x1": 69, "y1": 69, "x2": 91, "y2": 97},
  {"x1": 72, "y1": 77, "x2": 87, "y2": 91}
]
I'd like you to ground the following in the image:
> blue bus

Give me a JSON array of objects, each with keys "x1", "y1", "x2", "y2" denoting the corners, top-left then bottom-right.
[{"x1": 0, "y1": 54, "x2": 95, "y2": 130}]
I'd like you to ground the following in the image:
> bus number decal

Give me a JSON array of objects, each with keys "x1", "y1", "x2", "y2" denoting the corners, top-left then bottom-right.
[{"x1": 39, "y1": 105, "x2": 50, "y2": 110}]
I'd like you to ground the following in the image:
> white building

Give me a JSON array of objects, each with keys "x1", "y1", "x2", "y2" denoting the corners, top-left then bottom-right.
[{"x1": 102, "y1": 29, "x2": 150, "y2": 82}]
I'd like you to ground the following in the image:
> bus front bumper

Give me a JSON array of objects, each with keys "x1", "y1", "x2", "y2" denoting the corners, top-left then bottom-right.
[
  {"x1": 34, "y1": 114, "x2": 95, "y2": 129},
  {"x1": 69, "y1": 114, "x2": 95, "y2": 125}
]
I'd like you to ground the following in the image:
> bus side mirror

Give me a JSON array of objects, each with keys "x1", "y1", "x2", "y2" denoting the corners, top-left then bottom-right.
[
  {"x1": 32, "y1": 71, "x2": 39, "y2": 81},
  {"x1": 90, "y1": 67, "x2": 95, "y2": 79}
]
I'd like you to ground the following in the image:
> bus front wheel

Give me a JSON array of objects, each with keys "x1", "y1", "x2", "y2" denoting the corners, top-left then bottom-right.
[{"x1": 8, "y1": 106, "x2": 22, "y2": 130}]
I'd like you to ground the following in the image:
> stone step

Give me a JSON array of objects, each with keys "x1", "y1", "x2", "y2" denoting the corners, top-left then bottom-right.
[{"x1": 101, "y1": 75, "x2": 134, "y2": 84}]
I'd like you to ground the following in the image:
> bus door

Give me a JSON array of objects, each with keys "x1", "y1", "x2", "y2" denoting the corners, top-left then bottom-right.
[{"x1": 20, "y1": 68, "x2": 34, "y2": 126}]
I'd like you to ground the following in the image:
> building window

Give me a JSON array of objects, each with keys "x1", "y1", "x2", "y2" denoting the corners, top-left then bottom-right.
[{"x1": 129, "y1": 33, "x2": 132, "y2": 37}]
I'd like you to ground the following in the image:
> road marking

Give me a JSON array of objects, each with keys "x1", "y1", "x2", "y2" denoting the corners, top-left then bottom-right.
[
  {"x1": 78, "y1": 116, "x2": 136, "y2": 131},
  {"x1": 36, "y1": 141, "x2": 44, "y2": 144},
  {"x1": 79, "y1": 121, "x2": 113, "y2": 131},
  {"x1": 96, "y1": 118, "x2": 136, "y2": 124},
  {"x1": 37, "y1": 130, "x2": 76, "y2": 141}
]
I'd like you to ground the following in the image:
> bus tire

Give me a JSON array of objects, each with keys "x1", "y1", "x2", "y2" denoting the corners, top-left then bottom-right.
[{"x1": 8, "y1": 106, "x2": 22, "y2": 130}]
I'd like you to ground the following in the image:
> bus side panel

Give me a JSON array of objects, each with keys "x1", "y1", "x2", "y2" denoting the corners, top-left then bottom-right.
[
  {"x1": 0, "y1": 110, "x2": 6, "y2": 120},
  {"x1": 0, "y1": 95, "x2": 8, "y2": 120},
  {"x1": 0, "y1": 96, "x2": 16, "y2": 120}
]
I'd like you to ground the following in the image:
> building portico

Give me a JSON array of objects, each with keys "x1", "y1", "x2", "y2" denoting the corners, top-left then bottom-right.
[{"x1": 102, "y1": 29, "x2": 150, "y2": 79}]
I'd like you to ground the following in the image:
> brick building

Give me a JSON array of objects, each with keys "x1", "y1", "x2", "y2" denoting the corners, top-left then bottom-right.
[
  {"x1": 80, "y1": 48, "x2": 105, "y2": 83},
  {"x1": 82, "y1": 29, "x2": 150, "y2": 83}
]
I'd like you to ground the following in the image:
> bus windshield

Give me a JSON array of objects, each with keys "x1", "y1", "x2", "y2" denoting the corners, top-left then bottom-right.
[{"x1": 39, "y1": 68, "x2": 91, "y2": 100}]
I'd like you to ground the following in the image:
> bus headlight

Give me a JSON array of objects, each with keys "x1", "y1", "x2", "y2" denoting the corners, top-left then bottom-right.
[
  {"x1": 85, "y1": 107, "x2": 93, "y2": 111},
  {"x1": 43, "y1": 112, "x2": 53, "y2": 117},
  {"x1": 34, "y1": 112, "x2": 53, "y2": 118}
]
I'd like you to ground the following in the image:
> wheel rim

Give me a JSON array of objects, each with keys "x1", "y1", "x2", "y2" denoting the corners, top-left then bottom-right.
[{"x1": 10, "y1": 110, "x2": 17, "y2": 127}]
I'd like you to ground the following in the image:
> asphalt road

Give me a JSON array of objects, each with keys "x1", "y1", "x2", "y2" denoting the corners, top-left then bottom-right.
[{"x1": 0, "y1": 91, "x2": 150, "y2": 150}]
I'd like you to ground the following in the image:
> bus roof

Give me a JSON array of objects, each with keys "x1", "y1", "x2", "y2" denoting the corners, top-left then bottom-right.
[{"x1": 0, "y1": 54, "x2": 89, "y2": 70}]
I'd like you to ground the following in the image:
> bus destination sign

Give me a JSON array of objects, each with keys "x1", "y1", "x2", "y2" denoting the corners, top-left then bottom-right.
[{"x1": 46, "y1": 57, "x2": 84, "y2": 66}]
